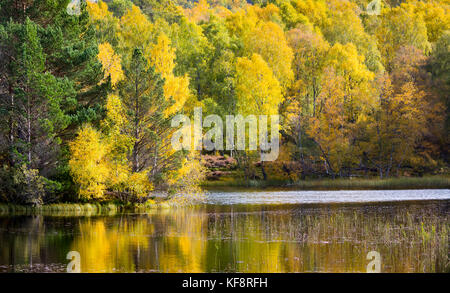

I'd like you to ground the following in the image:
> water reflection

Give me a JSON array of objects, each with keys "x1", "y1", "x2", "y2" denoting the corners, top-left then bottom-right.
[
  {"x1": 0, "y1": 201, "x2": 448, "y2": 272},
  {"x1": 205, "y1": 189, "x2": 450, "y2": 205}
]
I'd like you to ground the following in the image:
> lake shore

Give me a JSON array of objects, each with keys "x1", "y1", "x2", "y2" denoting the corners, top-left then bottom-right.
[
  {"x1": 0, "y1": 200, "x2": 171, "y2": 216},
  {"x1": 201, "y1": 175, "x2": 450, "y2": 190},
  {"x1": 1, "y1": 176, "x2": 448, "y2": 215}
]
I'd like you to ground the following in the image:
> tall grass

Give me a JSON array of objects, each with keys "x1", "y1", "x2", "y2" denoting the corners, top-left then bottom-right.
[
  {"x1": 0, "y1": 202, "x2": 119, "y2": 216},
  {"x1": 201, "y1": 176, "x2": 450, "y2": 190},
  {"x1": 0, "y1": 199, "x2": 172, "y2": 216}
]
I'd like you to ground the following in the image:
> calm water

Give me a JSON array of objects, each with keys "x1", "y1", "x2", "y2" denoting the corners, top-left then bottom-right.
[
  {"x1": 0, "y1": 189, "x2": 448, "y2": 273},
  {"x1": 205, "y1": 189, "x2": 450, "y2": 205}
]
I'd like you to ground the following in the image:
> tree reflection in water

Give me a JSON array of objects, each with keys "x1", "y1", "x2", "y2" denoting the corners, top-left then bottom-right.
[{"x1": 0, "y1": 201, "x2": 448, "y2": 272}]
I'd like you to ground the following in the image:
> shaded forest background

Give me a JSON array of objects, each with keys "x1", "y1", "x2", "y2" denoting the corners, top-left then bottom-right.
[{"x1": 0, "y1": 0, "x2": 448, "y2": 205}]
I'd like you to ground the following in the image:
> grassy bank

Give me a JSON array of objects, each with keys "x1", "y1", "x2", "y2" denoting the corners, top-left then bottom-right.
[
  {"x1": 201, "y1": 175, "x2": 450, "y2": 190},
  {"x1": 0, "y1": 202, "x2": 119, "y2": 216},
  {"x1": 0, "y1": 200, "x2": 164, "y2": 216},
  {"x1": 1, "y1": 176, "x2": 448, "y2": 215}
]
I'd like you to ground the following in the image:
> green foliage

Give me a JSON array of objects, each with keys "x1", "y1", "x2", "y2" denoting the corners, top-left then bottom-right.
[
  {"x1": 0, "y1": 1, "x2": 104, "y2": 203},
  {"x1": 0, "y1": 164, "x2": 62, "y2": 206},
  {"x1": 430, "y1": 31, "x2": 450, "y2": 86}
]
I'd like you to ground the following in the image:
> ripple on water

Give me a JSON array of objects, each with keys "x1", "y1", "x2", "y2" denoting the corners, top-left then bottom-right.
[{"x1": 205, "y1": 189, "x2": 450, "y2": 205}]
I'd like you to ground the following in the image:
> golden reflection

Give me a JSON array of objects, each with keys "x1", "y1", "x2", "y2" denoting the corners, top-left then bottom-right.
[{"x1": 0, "y1": 203, "x2": 447, "y2": 272}]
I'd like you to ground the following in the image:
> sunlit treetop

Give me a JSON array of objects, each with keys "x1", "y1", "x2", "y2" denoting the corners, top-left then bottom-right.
[
  {"x1": 149, "y1": 33, "x2": 176, "y2": 79},
  {"x1": 87, "y1": 0, "x2": 112, "y2": 21},
  {"x1": 404, "y1": 0, "x2": 450, "y2": 43},
  {"x1": 292, "y1": 0, "x2": 330, "y2": 28},
  {"x1": 225, "y1": 6, "x2": 294, "y2": 88},
  {"x1": 118, "y1": 4, "x2": 155, "y2": 55},
  {"x1": 235, "y1": 53, "x2": 283, "y2": 116},
  {"x1": 326, "y1": 42, "x2": 374, "y2": 85},
  {"x1": 376, "y1": 2, "x2": 432, "y2": 70},
  {"x1": 97, "y1": 42, "x2": 124, "y2": 88}
]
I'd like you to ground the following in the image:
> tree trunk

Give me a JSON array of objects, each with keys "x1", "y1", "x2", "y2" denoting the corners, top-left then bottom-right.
[
  {"x1": 260, "y1": 153, "x2": 267, "y2": 181},
  {"x1": 27, "y1": 93, "x2": 32, "y2": 166},
  {"x1": 132, "y1": 75, "x2": 140, "y2": 172}
]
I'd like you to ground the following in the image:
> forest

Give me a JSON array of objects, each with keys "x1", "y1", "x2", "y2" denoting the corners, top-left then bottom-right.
[{"x1": 0, "y1": 0, "x2": 448, "y2": 206}]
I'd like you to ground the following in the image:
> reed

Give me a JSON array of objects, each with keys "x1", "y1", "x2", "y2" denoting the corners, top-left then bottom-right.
[
  {"x1": 201, "y1": 176, "x2": 450, "y2": 190},
  {"x1": 0, "y1": 200, "x2": 172, "y2": 216},
  {"x1": 0, "y1": 202, "x2": 120, "y2": 216}
]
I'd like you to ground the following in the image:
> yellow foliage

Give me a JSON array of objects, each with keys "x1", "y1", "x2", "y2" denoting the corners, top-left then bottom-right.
[
  {"x1": 286, "y1": 27, "x2": 330, "y2": 117},
  {"x1": 97, "y1": 42, "x2": 124, "y2": 88},
  {"x1": 163, "y1": 74, "x2": 191, "y2": 116},
  {"x1": 403, "y1": 0, "x2": 450, "y2": 43},
  {"x1": 293, "y1": 0, "x2": 330, "y2": 28},
  {"x1": 85, "y1": 1, "x2": 120, "y2": 44},
  {"x1": 167, "y1": 151, "x2": 206, "y2": 204},
  {"x1": 307, "y1": 68, "x2": 352, "y2": 174},
  {"x1": 119, "y1": 5, "x2": 154, "y2": 54},
  {"x1": 102, "y1": 94, "x2": 152, "y2": 198},
  {"x1": 184, "y1": 0, "x2": 210, "y2": 23},
  {"x1": 124, "y1": 171, "x2": 153, "y2": 198},
  {"x1": 376, "y1": 4, "x2": 431, "y2": 70},
  {"x1": 69, "y1": 95, "x2": 154, "y2": 201},
  {"x1": 235, "y1": 53, "x2": 283, "y2": 116},
  {"x1": 226, "y1": 8, "x2": 293, "y2": 87},
  {"x1": 150, "y1": 33, "x2": 191, "y2": 116},
  {"x1": 251, "y1": 4, "x2": 280, "y2": 22},
  {"x1": 104, "y1": 94, "x2": 127, "y2": 130},
  {"x1": 149, "y1": 34, "x2": 176, "y2": 79},
  {"x1": 325, "y1": 43, "x2": 376, "y2": 123},
  {"x1": 321, "y1": 0, "x2": 383, "y2": 72},
  {"x1": 103, "y1": 94, "x2": 134, "y2": 165},
  {"x1": 69, "y1": 125, "x2": 109, "y2": 200},
  {"x1": 86, "y1": 0, "x2": 112, "y2": 22},
  {"x1": 326, "y1": 43, "x2": 374, "y2": 85},
  {"x1": 106, "y1": 159, "x2": 130, "y2": 190},
  {"x1": 244, "y1": 21, "x2": 294, "y2": 87},
  {"x1": 225, "y1": 7, "x2": 258, "y2": 36},
  {"x1": 360, "y1": 74, "x2": 430, "y2": 175}
]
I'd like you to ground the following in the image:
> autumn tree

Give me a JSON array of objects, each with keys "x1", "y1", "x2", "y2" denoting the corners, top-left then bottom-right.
[
  {"x1": 361, "y1": 75, "x2": 427, "y2": 178},
  {"x1": 286, "y1": 27, "x2": 329, "y2": 118},
  {"x1": 69, "y1": 94, "x2": 153, "y2": 202},
  {"x1": 226, "y1": 6, "x2": 294, "y2": 88},
  {"x1": 429, "y1": 32, "x2": 450, "y2": 160},
  {"x1": 83, "y1": 2, "x2": 194, "y2": 192},
  {"x1": 69, "y1": 125, "x2": 109, "y2": 200},
  {"x1": 321, "y1": 0, "x2": 383, "y2": 72},
  {"x1": 283, "y1": 27, "x2": 329, "y2": 173},
  {"x1": 306, "y1": 68, "x2": 351, "y2": 177},
  {"x1": 235, "y1": 53, "x2": 283, "y2": 180},
  {"x1": 375, "y1": 3, "x2": 431, "y2": 71},
  {"x1": 325, "y1": 42, "x2": 375, "y2": 123}
]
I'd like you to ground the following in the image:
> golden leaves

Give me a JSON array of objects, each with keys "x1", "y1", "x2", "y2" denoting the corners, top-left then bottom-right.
[
  {"x1": 150, "y1": 33, "x2": 190, "y2": 116},
  {"x1": 86, "y1": 0, "x2": 112, "y2": 21},
  {"x1": 235, "y1": 53, "x2": 283, "y2": 116},
  {"x1": 105, "y1": 94, "x2": 127, "y2": 129},
  {"x1": 149, "y1": 34, "x2": 176, "y2": 79},
  {"x1": 163, "y1": 74, "x2": 190, "y2": 116},
  {"x1": 69, "y1": 125, "x2": 109, "y2": 200},
  {"x1": 244, "y1": 21, "x2": 294, "y2": 88},
  {"x1": 97, "y1": 42, "x2": 124, "y2": 88},
  {"x1": 119, "y1": 5, "x2": 154, "y2": 51}
]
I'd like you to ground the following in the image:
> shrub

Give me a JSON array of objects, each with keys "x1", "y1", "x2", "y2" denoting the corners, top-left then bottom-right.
[{"x1": 0, "y1": 164, "x2": 53, "y2": 206}]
